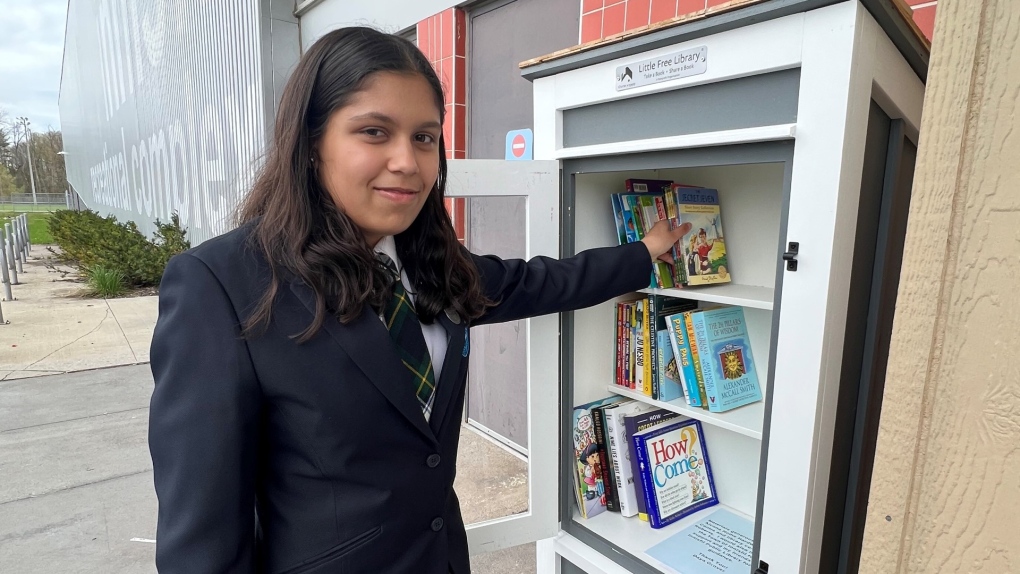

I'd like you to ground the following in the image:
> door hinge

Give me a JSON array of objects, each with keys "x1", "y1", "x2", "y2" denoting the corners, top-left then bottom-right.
[{"x1": 782, "y1": 241, "x2": 799, "y2": 271}]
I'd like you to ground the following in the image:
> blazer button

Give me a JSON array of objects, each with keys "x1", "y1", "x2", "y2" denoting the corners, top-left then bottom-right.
[
  {"x1": 431, "y1": 518, "x2": 444, "y2": 532},
  {"x1": 427, "y1": 454, "x2": 441, "y2": 468}
]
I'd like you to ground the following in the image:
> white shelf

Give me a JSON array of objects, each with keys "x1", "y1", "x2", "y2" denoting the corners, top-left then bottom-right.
[
  {"x1": 639, "y1": 283, "x2": 774, "y2": 311},
  {"x1": 571, "y1": 504, "x2": 753, "y2": 574},
  {"x1": 607, "y1": 384, "x2": 764, "y2": 440}
]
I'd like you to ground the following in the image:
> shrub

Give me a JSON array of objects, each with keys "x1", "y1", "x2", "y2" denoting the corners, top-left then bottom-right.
[
  {"x1": 49, "y1": 210, "x2": 191, "y2": 287},
  {"x1": 86, "y1": 266, "x2": 126, "y2": 298}
]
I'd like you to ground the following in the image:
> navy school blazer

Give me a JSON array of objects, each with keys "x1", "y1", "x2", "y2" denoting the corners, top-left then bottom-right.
[{"x1": 148, "y1": 221, "x2": 652, "y2": 574}]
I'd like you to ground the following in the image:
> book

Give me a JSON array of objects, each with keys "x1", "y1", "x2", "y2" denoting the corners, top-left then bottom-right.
[
  {"x1": 645, "y1": 508, "x2": 754, "y2": 574},
  {"x1": 633, "y1": 299, "x2": 646, "y2": 394},
  {"x1": 623, "y1": 408, "x2": 684, "y2": 521},
  {"x1": 649, "y1": 296, "x2": 698, "y2": 400},
  {"x1": 690, "y1": 307, "x2": 763, "y2": 412},
  {"x1": 572, "y1": 396, "x2": 626, "y2": 518},
  {"x1": 657, "y1": 329, "x2": 686, "y2": 403},
  {"x1": 665, "y1": 311, "x2": 700, "y2": 406},
  {"x1": 604, "y1": 400, "x2": 655, "y2": 517},
  {"x1": 685, "y1": 310, "x2": 710, "y2": 407},
  {"x1": 610, "y1": 193, "x2": 628, "y2": 246},
  {"x1": 625, "y1": 178, "x2": 674, "y2": 193},
  {"x1": 632, "y1": 418, "x2": 718, "y2": 528},
  {"x1": 612, "y1": 191, "x2": 676, "y2": 289},
  {"x1": 591, "y1": 405, "x2": 620, "y2": 512},
  {"x1": 672, "y1": 186, "x2": 731, "y2": 287}
]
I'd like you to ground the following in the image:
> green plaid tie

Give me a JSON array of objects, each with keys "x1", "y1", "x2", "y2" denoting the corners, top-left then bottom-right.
[{"x1": 377, "y1": 252, "x2": 437, "y2": 420}]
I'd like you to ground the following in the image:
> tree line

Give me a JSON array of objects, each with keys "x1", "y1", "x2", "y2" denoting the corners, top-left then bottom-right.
[{"x1": 0, "y1": 107, "x2": 67, "y2": 200}]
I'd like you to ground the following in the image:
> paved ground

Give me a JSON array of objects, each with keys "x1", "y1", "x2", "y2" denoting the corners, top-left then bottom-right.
[
  {"x1": 0, "y1": 246, "x2": 536, "y2": 573},
  {"x1": 1, "y1": 246, "x2": 155, "y2": 381}
]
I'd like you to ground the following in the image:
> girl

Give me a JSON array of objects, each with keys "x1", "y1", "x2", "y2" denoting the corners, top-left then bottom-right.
[{"x1": 148, "y1": 27, "x2": 687, "y2": 574}]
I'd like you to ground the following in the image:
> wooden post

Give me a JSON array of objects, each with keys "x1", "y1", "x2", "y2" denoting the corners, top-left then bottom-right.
[{"x1": 861, "y1": 0, "x2": 1020, "y2": 571}]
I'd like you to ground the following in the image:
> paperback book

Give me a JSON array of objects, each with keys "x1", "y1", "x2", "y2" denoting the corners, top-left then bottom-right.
[{"x1": 632, "y1": 418, "x2": 718, "y2": 528}]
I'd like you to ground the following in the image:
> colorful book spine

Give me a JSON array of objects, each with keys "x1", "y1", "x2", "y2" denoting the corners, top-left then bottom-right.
[
  {"x1": 591, "y1": 405, "x2": 619, "y2": 512},
  {"x1": 647, "y1": 295, "x2": 658, "y2": 399},
  {"x1": 685, "y1": 310, "x2": 709, "y2": 407},
  {"x1": 634, "y1": 300, "x2": 646, "y2": 393},
  {"x1": 657, "y1": 329, "x2": 686, "y2": 403},
  {"x1": 666, "y1": 313, "x2": 697, "y2": 406},
  {"x1": 610, "y1": 194, "x2": 627, "y2": 246},
  {"x1": 642, "y1": 297, "x2": 652, "y2": 397},
  {"x1": 689, "y1": 311, "x2": 720, "y2": 412}
]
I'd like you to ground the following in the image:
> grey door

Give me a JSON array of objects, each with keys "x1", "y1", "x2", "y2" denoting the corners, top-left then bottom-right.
[{"x1": 465, "y1": 0, "x2": 578, "y2": 452}]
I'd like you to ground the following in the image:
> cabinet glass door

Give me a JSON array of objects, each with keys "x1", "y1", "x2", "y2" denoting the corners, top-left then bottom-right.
[{"x1": 445, "y1": 159, "x2": 561, "y2": 556}]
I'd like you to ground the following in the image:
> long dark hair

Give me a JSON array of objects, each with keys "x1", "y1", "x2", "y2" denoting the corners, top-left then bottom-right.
[{"x1": 238, "y1": 27, "x2": 490, "y2": 342}]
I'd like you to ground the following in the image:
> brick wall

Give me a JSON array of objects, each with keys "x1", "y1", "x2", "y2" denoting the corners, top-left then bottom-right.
[
  {"x1": 580, "y1": 0, "x2": 939, "y2": 44},
  {"x1": 416, "y1": 8, "x2": 468, "y2": 241}
]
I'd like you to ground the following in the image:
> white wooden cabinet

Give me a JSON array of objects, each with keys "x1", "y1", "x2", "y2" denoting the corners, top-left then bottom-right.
[{"x1": 452, "y1": 1, "x2": 927, "y2": 572}]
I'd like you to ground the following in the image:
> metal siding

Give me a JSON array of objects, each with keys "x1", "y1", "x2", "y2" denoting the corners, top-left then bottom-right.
[
  {"x1": 59, "y1": 0, "x2": 273, "y2": 244},
  {"x1": 468, "y1": 0, "x2": 581, "y2": 159}
]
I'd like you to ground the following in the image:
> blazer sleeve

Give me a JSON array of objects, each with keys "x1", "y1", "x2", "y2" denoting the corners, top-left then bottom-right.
[
  {"x1": 148, "y1": 253, "x2": 262, "y2": 573},
  {"x1": 472, "y1": 241, "x2": 653, "y2": 326}
]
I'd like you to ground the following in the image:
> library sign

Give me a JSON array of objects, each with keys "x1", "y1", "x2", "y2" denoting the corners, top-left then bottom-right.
[{"x1": 616, "y1": 46, "x2": 708, "y2": 91}]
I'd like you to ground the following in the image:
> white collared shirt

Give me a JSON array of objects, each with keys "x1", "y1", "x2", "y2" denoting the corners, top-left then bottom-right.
[{"x1": 373, "y1": 236, "x2": 449, "y2": 382}]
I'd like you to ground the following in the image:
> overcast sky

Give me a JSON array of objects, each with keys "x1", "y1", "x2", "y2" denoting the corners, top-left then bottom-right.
[{"x1": 0, "y1": 0, "x2": 67, "y2": 132}]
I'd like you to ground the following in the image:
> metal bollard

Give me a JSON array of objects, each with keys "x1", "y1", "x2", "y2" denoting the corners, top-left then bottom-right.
[
  {"x1": 4, "y1": 224, "x2": 18, "y2": 285},
  {"x1": 0, "y1": 229, "x2": 12, "y2": 301},
  {"x1": 23, "y1": 214, "x2": 31, "y2": 252},
  {"x1": 11, "y1": 222, "x2": 24, "y2": 273},
  {"x1": 17, "y1": 217, "x2": 28, "y2": 264},
  {"x1": 20, "y1": 214, "x2": 30, "y2": 253}
]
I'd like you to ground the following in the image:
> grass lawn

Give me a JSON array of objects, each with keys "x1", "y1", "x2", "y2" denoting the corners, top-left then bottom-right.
[{"x1": 0, "y1": 212, "x2": 55, "y2": 244}]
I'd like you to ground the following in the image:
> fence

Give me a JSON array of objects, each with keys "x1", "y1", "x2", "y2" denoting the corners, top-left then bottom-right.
[{"x1": 0, "y1": 193, "x2": 69, "y2": 213}]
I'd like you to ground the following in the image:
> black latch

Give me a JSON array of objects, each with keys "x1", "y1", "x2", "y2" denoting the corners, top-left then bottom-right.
[
  {"x1": 782, "y1": 242, "x2": 799, "y2": 271},
  {"x1": 754, "y1": 559, "x2": 770, "y2": 574}
]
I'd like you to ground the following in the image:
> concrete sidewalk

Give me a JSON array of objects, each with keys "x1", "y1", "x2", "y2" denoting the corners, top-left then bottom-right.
[
  {"x1": 0, "y1": 246, "x2": 158, "y2": 381},
  {"x1": 0, "y1": 364, "x2": 533, "y2": 574},
  {"x1": 0, "y1": 364, "x2": 157, "y2": 573}
]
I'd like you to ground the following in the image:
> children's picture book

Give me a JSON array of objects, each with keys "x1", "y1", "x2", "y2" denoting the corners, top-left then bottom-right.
[
  {"x1": 632, "y1": 419, "x2": 718, "y2": 528},
  {"x1": 645, "y1": 508, "x2": 754, "y2": 574},
  {"x1": 690, "y1": 307, "x2": 762, "y2": 412},
  {"x1": 665, "y1": 311, "x2": 698, "y2": 406},
  {"x1": 672, "y1": 186, "x2": 730, "y2": 287},
  {"x1": 572, "y1": 396, "x2": 626, "y2": 519}
]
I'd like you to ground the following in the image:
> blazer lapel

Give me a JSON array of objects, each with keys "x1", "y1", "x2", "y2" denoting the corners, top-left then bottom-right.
[
  {"x1": 428, "y1": 310, "x2": 467, "y2": 435},
  {"x1": 288, "y1": 280, "x2": 436, "y2": 443}
]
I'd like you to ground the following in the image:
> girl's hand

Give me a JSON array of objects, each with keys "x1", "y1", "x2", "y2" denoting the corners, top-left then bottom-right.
[{"x1": 641, "y1": 220, "x2": 692, "y2": 264}]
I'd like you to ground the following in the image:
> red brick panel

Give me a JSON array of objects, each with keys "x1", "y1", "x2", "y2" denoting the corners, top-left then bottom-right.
[
  {"x1": 626, "y1": 0, "x2": 651, "y2": 29},
  {"x1": 580, "y1": 0, "x2": 937, "y2": 44},
  {"x1": 603, "y1": 2, "x2": 627, "y2": 37},
  {"x1": 418, "y1": 9, "x2": 468, "y2": 240},
  {"x1": 911, "y1": 4, "x2": 937, "y2": 41}
]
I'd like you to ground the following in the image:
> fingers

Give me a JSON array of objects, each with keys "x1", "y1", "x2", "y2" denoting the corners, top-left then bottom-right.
[{"x1": 675, "y1": 221, "x2": 693, "y2": 238}]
